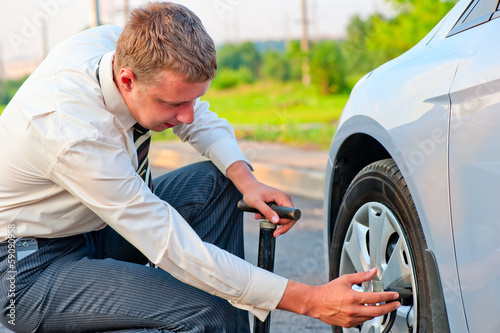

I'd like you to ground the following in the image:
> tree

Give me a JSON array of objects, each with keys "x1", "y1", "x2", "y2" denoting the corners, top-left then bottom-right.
[
  {"x1": 339, "y1": 0, "x2": 458, "y2": 83},
  {"x1": 341, "y1": 15, "x2": 383, "y2": 83},
  {"x1": 365, "y1": 0, "x2": 458, "y2": 64},
  {"x1": 284, "y1": 40, "x2": 304, "y2": 82},
  {"x1": 310, "y1": 40, "x2": 347, "y2": 94},
  {"x1": 261, "y1": 49, "x2": 290, "y2": 81},
  {"x1": 216, "y1": 41, "x2": 261, "y2": 77}
]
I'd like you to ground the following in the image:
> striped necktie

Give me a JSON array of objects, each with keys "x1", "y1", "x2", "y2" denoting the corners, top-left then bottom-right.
[
  {"x1": 96, "y1": 60, "x2": 153, "y2": 191},
  {"x1": 133, "y1": 123, "x2": 153, "y2": 191},
  {"x1": 133, "y1": 124, "x2": 157, "y2": 268}
]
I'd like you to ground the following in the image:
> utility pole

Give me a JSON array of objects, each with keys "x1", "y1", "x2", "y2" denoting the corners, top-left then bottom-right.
[
  {"x1": 124, "y1": 0, "x2": 129, "y2": 24},
  {"x1": 311, "y1": 0, "x2": 319, "y2": 41},
  {"x1": 300, "y1": 0, "x2": 311, "y2": 86},
  {"x1": 0, "y1": 43, "x2": 5, "y2": 105},
  {"x1": 42, "y1": 19, "x2": 49, "y2": 59},
  {"x1": 232, "y1": 16, "x2": 239, "y2": 42},
  {"x1": 90, "y1": 0, "x2": 101, "y2": 27}
]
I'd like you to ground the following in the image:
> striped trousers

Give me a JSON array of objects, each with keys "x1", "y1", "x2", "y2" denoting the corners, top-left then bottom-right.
[{"x1": 0, "y1": 161, "x2": 250, "y2": 332}]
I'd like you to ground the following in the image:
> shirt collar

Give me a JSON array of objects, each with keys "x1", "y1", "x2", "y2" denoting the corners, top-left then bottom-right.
[{"x1": 98, "y1": 51, "x2": 137, "y2": 130}]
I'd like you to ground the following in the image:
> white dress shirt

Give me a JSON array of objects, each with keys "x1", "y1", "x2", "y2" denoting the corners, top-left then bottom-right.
[{"x1": 0, "y1": 25, "x2": 287, "y2": 320}]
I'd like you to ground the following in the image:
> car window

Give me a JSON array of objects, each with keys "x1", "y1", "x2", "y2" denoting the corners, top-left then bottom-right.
[
  {"x1": 493, "y1": 1, "x2": 500, "y2": 18},
  {"x1": 463, "y1": 0, "x2": 498, "y2": 23},
  {"x1": 448, "y1": 0, "x2": 500, "y2": 36}
]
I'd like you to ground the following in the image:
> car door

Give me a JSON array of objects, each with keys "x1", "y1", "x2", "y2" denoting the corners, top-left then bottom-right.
[{"x1": 448, "y1": 0, "x2": 500, "y2": 331}]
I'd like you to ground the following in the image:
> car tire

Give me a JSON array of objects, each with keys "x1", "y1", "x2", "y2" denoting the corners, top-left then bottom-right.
[{"x1": 329, "y1": 158, "x2": 439, "y2": 333}]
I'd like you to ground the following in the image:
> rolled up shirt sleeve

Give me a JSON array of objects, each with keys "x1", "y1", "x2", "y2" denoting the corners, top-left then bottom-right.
[{"x1": 49, "y1": 136, "x2": 287, "y2": 320}]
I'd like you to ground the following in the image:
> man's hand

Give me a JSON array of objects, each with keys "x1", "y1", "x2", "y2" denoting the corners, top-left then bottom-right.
[
  {"x1": 226, "y1": 161, "x2": 296, "y2": 237},
  {"x1": 277, "y1": 268, "x2": 401, "y2": 328}
]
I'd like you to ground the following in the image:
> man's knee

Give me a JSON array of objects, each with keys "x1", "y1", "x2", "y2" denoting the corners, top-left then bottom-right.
[
  {"x1": 194, "y1": 161, "x2": 234, "y2": 194},
  {"x1": 153, "y1": 161, "x2": 241, "y2": 205},
  {"x1": 189, "y1": 297, "x2": 243, "y2": 333}
]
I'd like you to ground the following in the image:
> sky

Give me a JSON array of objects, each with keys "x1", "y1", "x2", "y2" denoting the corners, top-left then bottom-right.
[{"x1": 0, "y1": 0, "x2": 390, "y2": 63}]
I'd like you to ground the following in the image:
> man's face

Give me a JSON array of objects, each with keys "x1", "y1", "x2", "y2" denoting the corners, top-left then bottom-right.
[{"x1": 118, "y1": 69, "x2": 210, "y2": 132}]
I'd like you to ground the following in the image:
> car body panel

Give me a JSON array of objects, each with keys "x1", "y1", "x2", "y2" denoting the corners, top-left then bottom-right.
[
  {"x1": 323, "y1": 0, "x2": 493, "y2": 331},
  {"x1": 448, "y1": 15, "x2": 500, "y2": 332}
]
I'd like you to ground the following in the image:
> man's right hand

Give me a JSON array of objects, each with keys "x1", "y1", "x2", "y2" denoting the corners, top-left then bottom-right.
[{"x1": 277, "y1": 268, "x2": 401, "y2": 328}]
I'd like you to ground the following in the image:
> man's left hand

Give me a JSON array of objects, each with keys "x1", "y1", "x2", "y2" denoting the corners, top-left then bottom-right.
[{"x1": 226, "y1": 161, "x2": 297, "y2": 237}]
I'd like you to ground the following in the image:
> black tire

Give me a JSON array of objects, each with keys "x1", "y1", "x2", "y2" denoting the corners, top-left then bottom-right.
[{"x1": 329, "y1": 159, "x2": 440, "y2": 332}]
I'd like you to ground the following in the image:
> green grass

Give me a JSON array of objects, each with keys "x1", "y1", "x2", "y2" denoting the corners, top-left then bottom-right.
[
  {"x1": 203, "y1": 81, "x2": 347, "y2": 125},
  {"x1": 153, "y1": 81, "x2": 348, "y2": 149},
  {"x1": 0, "y1": 81, "x2": 348, "y2": 150}
]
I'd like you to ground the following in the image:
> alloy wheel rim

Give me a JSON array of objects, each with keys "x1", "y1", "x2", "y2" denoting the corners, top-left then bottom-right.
[{"x1": 339, "y1": 202, "x2": 417, "y2": 333}]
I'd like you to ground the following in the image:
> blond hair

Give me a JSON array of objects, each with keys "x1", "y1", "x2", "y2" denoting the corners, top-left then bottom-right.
[{"x1": 114, "y1": 2, "x2": 217, "y2": 84}]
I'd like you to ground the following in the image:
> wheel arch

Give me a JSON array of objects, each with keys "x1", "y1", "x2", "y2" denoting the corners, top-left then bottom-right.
[{"x1": 324, "y1": 132, "x2": 390, "y2": 251}]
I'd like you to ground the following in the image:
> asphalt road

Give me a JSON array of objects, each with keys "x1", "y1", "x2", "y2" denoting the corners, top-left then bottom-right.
[
  {"x1": 0, "y1": 168, "x2": 332, "y2": 333},
  {"x1": 244, "y1": 195, "x2": 331, "y2": 333}
]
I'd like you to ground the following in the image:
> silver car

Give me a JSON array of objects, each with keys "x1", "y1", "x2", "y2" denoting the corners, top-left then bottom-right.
[{"x1": 324, "y1": 0, "x2": 500, "y2": 332}]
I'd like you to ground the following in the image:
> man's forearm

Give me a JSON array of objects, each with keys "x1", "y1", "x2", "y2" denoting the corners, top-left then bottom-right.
[
  {"x1": 225, "y1": 160, "x2": 258, "y2": 196},
  {"x1": 276, "y1": 280, "x2": 313, "y2": 317}
]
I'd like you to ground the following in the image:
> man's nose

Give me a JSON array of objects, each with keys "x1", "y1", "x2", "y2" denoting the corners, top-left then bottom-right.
[{"x1": 176, "y1": 102, "x2": 195, "y2": 124}]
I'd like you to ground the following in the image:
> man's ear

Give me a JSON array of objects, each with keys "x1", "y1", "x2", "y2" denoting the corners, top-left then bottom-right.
[{"x1": 117, "y1": 68, "x2": 135, "y2": 92}]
